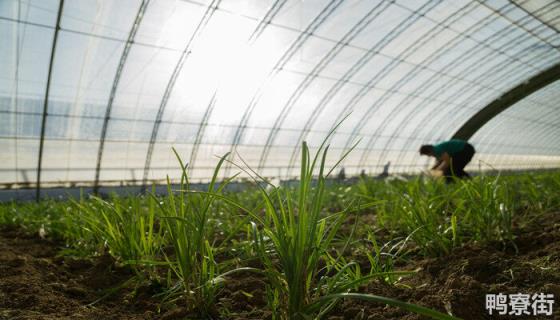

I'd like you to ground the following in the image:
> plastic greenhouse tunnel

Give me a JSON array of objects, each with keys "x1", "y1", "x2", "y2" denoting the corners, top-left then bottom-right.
[{"x1": 0, "y1": 0, "x2": 559, "y2": 319}]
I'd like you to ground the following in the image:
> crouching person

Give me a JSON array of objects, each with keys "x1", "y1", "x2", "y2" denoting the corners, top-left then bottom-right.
[{"x1": 419, "y1": 139, "x2": 475, "y2": 183}]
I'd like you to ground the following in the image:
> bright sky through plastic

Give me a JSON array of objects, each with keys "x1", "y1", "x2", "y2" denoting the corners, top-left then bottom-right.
[{"x1": 0, "y1": 0, "x2": 559, "y2": 188}]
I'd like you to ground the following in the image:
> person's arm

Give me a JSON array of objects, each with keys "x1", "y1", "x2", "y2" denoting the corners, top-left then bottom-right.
[
  {"x1": 431, "y1": 159, "x2": 442, "y2": 170},
  {"x1": 434, "y1": 152, "x2": 450, "y2": 171}
]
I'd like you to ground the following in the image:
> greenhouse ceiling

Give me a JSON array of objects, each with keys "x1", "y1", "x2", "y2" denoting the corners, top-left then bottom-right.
[{"x1": 1, "y1": 0, "x2": 560, "y2": 193}]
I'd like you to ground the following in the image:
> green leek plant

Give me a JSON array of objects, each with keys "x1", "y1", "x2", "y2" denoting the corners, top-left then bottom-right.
[
  {"x1": 155, "y1": 148, "x2": 238, "y2": 316},
  {"x1": 518, "y1": 172, "x2": 560, "y2": 214},
  {"x1": 235, "y1": 125, "x2": 458, "y2": 319},
  {"x1": 456, "y1": 175, "x2": 514, "y2": 244},
  {"x1": 71, "y1": 194, "x2": 163, "y2": 278},
  {"x1": 364, "y1": 230, "x2": 412, "y2": 285},
  {"x1": 358, "y1": 173, "x2": 518, "y2": 255},
  {"x1": 372, "y1": 178, "x2": 457, "y2": 256}
]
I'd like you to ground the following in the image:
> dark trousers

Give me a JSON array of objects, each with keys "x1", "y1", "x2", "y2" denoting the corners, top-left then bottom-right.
[{"x1": 443, "y1": 143, "x2": 475, "y2": 183}]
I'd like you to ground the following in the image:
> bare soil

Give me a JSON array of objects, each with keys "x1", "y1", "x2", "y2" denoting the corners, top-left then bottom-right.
[
  {"x1": 0, "y1": 227, "x2": 159, "y2": 320},
  {"x1": 1, "y1": 211, "x2": 559, "y2": 319}
]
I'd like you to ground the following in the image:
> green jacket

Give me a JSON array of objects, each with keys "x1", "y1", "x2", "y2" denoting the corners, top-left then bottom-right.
[{"x1": 433, "y1": 139, "x2": 467, "y2": 158}]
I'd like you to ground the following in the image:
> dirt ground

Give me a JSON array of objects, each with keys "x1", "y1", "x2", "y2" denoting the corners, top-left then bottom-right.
[
  {"x1": 0, "y1": 226, "x2": 164, "y2": 320},
  {"x1": 1, "y1": 211, "x2": 559, "y2": 319}
]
